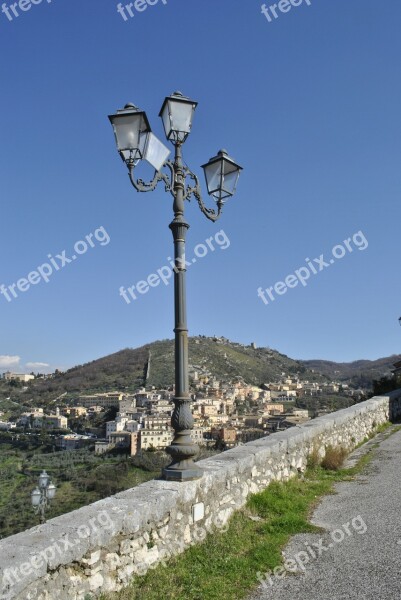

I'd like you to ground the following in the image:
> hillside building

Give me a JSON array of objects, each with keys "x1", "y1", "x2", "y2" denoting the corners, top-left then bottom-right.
[
  {"x1": 79, "y1": 392, "x2": 124, "y2": 408},
  {"x1": 2, "y1": 371, "x2": 34, "y2": 383}
]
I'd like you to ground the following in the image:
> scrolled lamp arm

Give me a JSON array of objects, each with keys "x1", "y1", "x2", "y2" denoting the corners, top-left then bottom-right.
[
  {"x1": 127, "y1": 159, "x2": 223, "y2": 223},
  {"x1": 127, "y1": 160, "x2": 175, "y2": 195},
  {"x1": 184, "y1": 168, "x2": 223, "y2": 222}
]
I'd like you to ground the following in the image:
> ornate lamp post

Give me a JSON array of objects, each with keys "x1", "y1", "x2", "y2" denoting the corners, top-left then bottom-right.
[
  {"x1": 31, "y1": 470, "x2": 56, "y2": 523},
  {"x1": 109, "y1": 92, "x2": 242, "y2": 481}
]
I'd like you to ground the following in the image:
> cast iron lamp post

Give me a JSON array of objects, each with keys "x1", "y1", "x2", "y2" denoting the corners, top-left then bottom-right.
[
  {"x1": 31, "y1": 470, "x2": 56, "y2": 523},
  {"x1": 109, "y1": 92, "x2": 242, "y2": 481}
]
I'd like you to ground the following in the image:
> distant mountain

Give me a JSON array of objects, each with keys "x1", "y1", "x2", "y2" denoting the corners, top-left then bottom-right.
[{"x1": 300, "y1": 355, "x2": 401, "y2": 389}]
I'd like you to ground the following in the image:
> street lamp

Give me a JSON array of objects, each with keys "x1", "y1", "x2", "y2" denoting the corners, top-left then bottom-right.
[
  {"x1": 109, "y1": 92, "x2": 242, "y2": 481},
  {"x1": 31, "y1": 470, "x2": 56, "y2": 523},
  {"x1": 202, "y1": 149, "x2": 242, "y2": 203},
  {"x1": 398, "y1": 317, "x2": 401, "y2": 327}
]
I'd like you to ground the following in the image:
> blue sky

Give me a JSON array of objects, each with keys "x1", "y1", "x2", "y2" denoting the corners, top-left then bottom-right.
[{"x1": 0, "y1": 0, "x2": 400, "y2": 373}]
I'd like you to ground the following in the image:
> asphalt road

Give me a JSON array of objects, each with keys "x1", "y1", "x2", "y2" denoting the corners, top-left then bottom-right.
[{"x1": 248, "y1": 426, "x2": 401, "y2": 600}]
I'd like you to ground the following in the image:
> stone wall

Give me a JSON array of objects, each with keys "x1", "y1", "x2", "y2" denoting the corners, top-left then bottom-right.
[{"x1": 1, "y1": 390, "x2": 401, "y2": 600}]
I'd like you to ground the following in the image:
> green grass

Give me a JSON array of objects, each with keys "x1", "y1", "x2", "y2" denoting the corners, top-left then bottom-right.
[
  {"x1": 376, "y1": 422, "x2": 389, "y2": 432},
  {"x1": 102, "y1": 435, "x2": 382, "y2": 600}
]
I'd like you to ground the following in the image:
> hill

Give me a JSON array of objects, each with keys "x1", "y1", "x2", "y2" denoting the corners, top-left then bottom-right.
[
  {"x1": 300, "y1": 355, "x2": 401, "y2": 389},
  {"x1": 3, "y1": 338, "x2": 328, "y2": 407},
  {"x1": 4, "y1": 339, "x2": 400, "y2": 410},
  {"x1": 146, "y1": 337, "x2": 327, "y2": 388}
]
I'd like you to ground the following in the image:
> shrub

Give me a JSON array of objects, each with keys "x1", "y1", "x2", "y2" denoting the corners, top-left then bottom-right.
[
  {"x1": 321, "y1": 446, "x2": 348, "y2": 471},
  {"x1": 307, "y1": 446, "x2": 321, "y2": 469}
]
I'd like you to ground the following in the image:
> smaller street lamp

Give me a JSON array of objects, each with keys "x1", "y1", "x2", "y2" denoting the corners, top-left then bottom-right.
[
  {"x1": 31, "y1": 470, "x2": 56, "y2": 524},
  {"x1": 398, "y1": 317, "x2": 401, "y2": 327}
]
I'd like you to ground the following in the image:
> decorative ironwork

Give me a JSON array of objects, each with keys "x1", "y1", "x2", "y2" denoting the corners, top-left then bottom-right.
[
  {"x1": 128, "y1": 160, "x2": 174, "y2": 194},
  {"x1": 128, "y1": 159, "x2": 223, "y2": 221}
]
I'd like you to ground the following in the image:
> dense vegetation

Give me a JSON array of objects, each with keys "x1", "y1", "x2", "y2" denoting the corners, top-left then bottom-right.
[
  {"x1": 0, "y1": 429, "x2": 220, "y2": 540},
  {"x1": 0, "y1": 438, "x2": 159, "y2": 539},
  {"x1": 372, "y1": 372, "x2": 401, "y2": 396}
]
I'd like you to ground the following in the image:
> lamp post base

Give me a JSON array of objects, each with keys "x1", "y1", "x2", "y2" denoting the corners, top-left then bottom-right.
[
  {"x1": 163, "y1": 464, "x2": 203, "y2": 482},
  {"x1": 163, "y1": 399, "x2": 203, "y2": 481}
]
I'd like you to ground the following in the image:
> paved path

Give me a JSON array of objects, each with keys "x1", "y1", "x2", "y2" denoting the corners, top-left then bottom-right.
[{"x1": 249, "y1": 426, "x2": 401, "y2": 600}]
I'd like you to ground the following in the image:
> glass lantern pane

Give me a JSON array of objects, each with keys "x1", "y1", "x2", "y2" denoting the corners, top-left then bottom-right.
[
  {"x1": 222, "y1": 170, "x2": 240, "y2": 195},
  {"x1": 31, "y1": 489, "x2": 41, "y2": 506},
  {"x1": 161, "y1": 104, "x2": 172, "y2": 139},
  {"x1": 204, "y1": 161, "x2": 222, "y2": 194},
  {"x1": 223, "y1": 160, "x2": 239, "y2": 176},
  {"x1": 47, "y1": 484, "x2": 56, "y2": 500},
  {"x1": 169, "y1": 100, "x2": 194, "y2": 135},
  {"x1": 144, "y1": 132, "x2": 171, "y2": 171},
  {"x1": 138, "y1": 131, "x2": 148, "y2": 156},
  {"x1": 113, "y1": 114, "x2": 142, "y2": 151}
]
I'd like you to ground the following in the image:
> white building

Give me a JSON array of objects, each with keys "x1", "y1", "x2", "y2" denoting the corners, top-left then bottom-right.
[
  {"x1": 33, "y1": 414, "x2": 68, "y2": 429},
  {"x1": 79, "y1": 392, "x2": 124, "y2": 409},
  {"x1": 3, "y1": 371, "x2": 34, "y2": 383},
  {"x1": 106, "y1": 416, "x2": 128, "y2": 439},
  {"x1": 140, "y1": 428, "x2": 173, "y2": 451}
]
